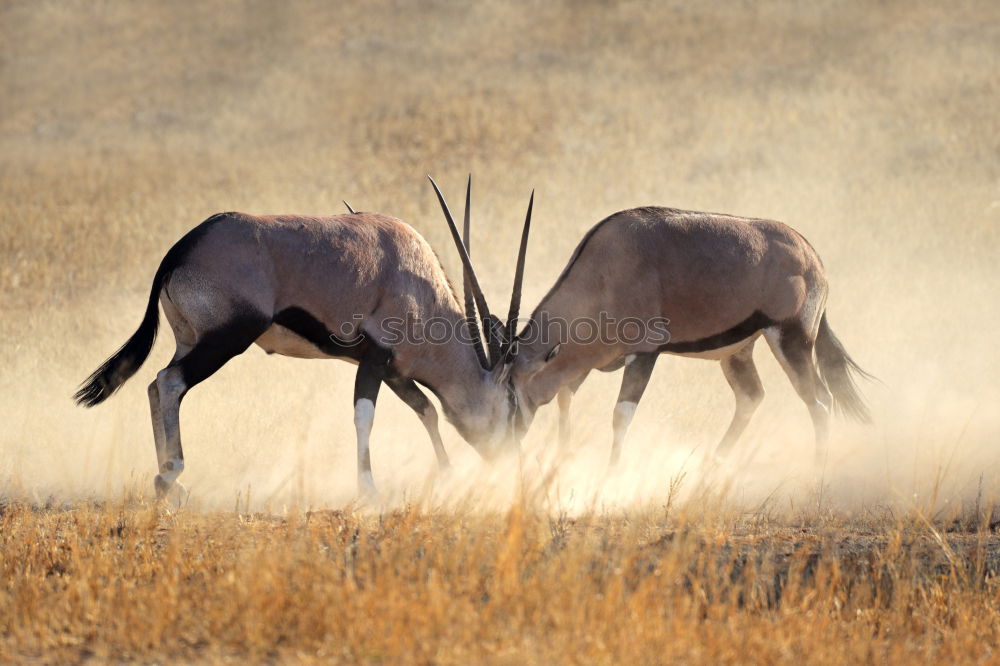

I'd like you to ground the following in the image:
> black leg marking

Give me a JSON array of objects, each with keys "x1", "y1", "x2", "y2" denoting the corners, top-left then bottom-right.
[
  {"x1": 386, "y1": 376, "x2": 449, "y2": 469},
  {"x1": 765, "y1": 323, "x2": 831, "y2": 463},
  {"x1": 175, "y1": 311, "x2": 273, "y2": 388},
  {"x1": 353, "y1": 344, "x2": 392, "y2": 494},
  {"x1": 714, "y1": 342, "x2": 764, "y2": 457},
  {"x1": 610, "y1": 353, "x2": 657, "y2": 467},
  {"x1": 152, "y1": 309, "x2": 271, "y2": 499},
  {"x1": 354, "y1": 344, "x2": 391, "y2": 405}
]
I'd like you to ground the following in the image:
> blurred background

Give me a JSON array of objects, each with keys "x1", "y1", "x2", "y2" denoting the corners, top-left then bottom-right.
[{"x1": 1, "y1": 0, "x2": 998, "y2": 512}]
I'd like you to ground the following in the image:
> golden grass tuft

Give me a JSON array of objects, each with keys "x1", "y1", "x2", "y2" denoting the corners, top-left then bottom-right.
[{"x1": 1, "y1": 499, "x2": 999, "y2": 663}]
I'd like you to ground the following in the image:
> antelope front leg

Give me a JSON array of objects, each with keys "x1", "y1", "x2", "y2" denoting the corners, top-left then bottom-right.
[
  {"x1": 353, "y1": 347, "x2": 390, "y2": 497},
  {"x1": 557, "y1": 373, "x2": 588, "y2": 455},
  {"x1": 610, "y1": 353, "x2": 658, "y2": 467},
  {"x1": 557, "y1": 386, "x2": 573, "y2": 453},
  {"x1": 386, "y1": 377, "x2": 449, "y2": 470}
]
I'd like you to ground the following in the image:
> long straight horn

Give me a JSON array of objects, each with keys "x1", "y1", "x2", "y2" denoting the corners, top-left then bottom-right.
[
  {"x1": 462, "y1": 175, "x2": 489, "y2": 369},
  {"x1": 428, "y1": 175, "x2": 493, "y2": 368},
  {"x1": 504, "y1": 189, "x2": 534, "y2": 351},
  {"x1": 343, "y1": 200, "x2": 357, "y2": 214}
]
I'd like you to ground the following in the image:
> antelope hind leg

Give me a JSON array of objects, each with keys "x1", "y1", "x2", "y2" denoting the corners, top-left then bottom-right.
[
  {"x1": 763, "y1": 325, "x2": 832, "y2": 464},
  {"x1": 714, "y1": 341, "x2": 765, "y2": 458}
]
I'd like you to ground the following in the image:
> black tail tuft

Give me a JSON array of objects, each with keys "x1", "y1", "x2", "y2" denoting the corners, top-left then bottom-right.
[
  {"x1": 814, "y1": 312, "x2": 876, "y2": 423},
  {"x1": 74, "y1": 213, "x2": 231, "y2": 407},
  {"x1": 74, "y1": 270, "x2": 165, "y2": 407}
]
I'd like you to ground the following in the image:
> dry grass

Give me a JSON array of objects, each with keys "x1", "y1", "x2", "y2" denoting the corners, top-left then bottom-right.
[
  {"x1": 2, "y1": 497, "x2": 1000, "y2": 664},
  {"x1": 3, "y1": 0, "x2": 1000, "y2": 662}
]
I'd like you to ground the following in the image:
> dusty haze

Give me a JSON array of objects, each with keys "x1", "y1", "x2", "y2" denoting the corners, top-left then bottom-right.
[{"x1": 2, "y1": 0, "x2": 998, "y2": 514}]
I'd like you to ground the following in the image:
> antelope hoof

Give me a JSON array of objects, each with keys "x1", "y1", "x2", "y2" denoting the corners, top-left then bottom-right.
[
  {"x1": 432, "y1": 462, "x2": 455, "y2": 487},
  {"x1": 154, "y1": 473, "x2": 172, "y2": 499},
  {"x1": 155, "y1": 476, "x2": 190, "y2": 509}
]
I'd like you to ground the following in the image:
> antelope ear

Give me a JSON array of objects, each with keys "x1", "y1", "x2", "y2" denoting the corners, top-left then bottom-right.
[{"x1": 545, "y1": 344, "x2": 561, "y2": 362}]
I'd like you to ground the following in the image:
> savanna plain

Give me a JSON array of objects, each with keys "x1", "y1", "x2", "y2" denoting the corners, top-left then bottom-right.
[{"x1": 2, "y1": 1, "x2": 1000, "y2": 663}]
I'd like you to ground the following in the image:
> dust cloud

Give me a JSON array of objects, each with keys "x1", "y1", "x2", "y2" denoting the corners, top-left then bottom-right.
[{"x1": 1, "y1": 1, "x2": 998, "y2": 516}]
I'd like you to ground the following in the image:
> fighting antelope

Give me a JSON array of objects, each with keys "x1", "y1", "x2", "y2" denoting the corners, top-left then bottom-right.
[
  {"x1": 509, "y1": 206, "x2": 873, "y2": 465},
  {"x1": 74, "y1": 178, "x2": 532, "y2": 499}
]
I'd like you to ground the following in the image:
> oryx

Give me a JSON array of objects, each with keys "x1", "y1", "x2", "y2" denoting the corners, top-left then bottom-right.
[
  {"x1": 75, "y1": 178, "x2": 533, "y2": 499},
  {"x1": 509, "y1": 206, "x2": 873, "y2": 465}
]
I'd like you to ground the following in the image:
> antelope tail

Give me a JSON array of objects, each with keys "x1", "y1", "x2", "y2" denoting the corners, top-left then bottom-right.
[
  {"x1": 73, "y1": 261, "x2": 170, "y2": 407},
  {"x1": 814, "y1": 312, "x2": 875, "y2": 423}
]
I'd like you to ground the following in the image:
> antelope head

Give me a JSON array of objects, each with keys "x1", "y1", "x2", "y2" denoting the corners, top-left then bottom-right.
[{"x1": 428, "y1": 175, "x2": 533, "y2": 456}]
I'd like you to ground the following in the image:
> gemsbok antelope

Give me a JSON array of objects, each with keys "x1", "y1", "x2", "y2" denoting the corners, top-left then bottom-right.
[
  {"x1": 508, "y1": 206, "x2": 873, "y2": 465},
  {"x1": 74, "y1": 178, "x2": 533, "y2": 499}
]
